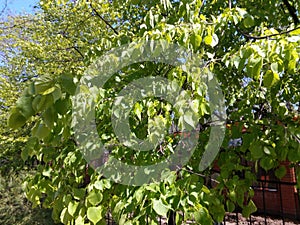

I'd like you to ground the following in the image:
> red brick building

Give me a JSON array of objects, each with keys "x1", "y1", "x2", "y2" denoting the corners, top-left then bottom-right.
[
  {"x1": 252, "y1": 161, "x2": 300, "y2": 220},
  {"x1": 224, "y1": 122, "x2": 300, "y2": 220}
]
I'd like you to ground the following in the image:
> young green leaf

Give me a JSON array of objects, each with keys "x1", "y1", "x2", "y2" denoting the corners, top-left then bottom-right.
[
  {"x1": 87, "y1": 206, "x2": 103, "y2": 224},
  {"x1": 87, "y1": 190, "x2": 103, "y2": 206}
]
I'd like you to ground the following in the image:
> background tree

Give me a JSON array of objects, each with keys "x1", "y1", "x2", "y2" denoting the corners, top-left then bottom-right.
[
  {"x1": 0, "y1": 14, "x2": 36, "y2": 172},
  {"x1": 4, "y1": 0, "x2": 300, "y2": 224}
]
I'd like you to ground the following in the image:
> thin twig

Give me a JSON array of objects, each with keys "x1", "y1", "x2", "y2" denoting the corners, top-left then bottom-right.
[
  {"x1": 237, "y1": 26, "x2": 300, "y2": 40},
  {"x1": 285, "y1": 127, "x2": 300, "y2": 144},
  {"x1": 0, "y1": 0, "x2": 7, "y2": 17},
  {"x1": 181, "y1": 167, "x2": 220, "y2": 184},
  {"x1": 198, "y1": 0, "x2": 206, "y2": 15},
  {"x1": 72, "y1": 46, "x2": 84, "y2": 59},
  {"x1": 90, "y1": 3, "x2": 119, "y2": 35},
  {"x1": 0, "y1": 18, "x2": 37, "y2": 30},
  {"x1": 53, "y1": 46, "x2": 84, "y2": 59}
]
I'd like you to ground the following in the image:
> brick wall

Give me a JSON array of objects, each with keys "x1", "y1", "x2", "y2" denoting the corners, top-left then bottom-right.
[{"x1": 252, "y1": 161, "x2": 300, "y2": 219}]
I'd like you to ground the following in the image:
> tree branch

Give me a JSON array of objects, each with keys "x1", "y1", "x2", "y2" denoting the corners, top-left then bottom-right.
[
  {"x1": 181, "y1": 167, "x2": 220, "y2": 184},
  {"x1": 237, "y1": 26, "x2": 300, "y2": 40},
  {"x1": 282, "y1": 0, "x2": 299, "y2": 25},
  {"x1": 0, "y1": 19, "x2": 37, "y2": 30},
  {"x1": 89, "y1": 3, "x2": 119, "y2": 35},
  {"x1": 72, "y1": 46, "x2": 84, "y2": 59},
  {"x1": 0, "y1": 0, "x2": 7, "y2": 17},
  {"x1": 54, "y1": 46, "x2": 84, "y2": 59}
]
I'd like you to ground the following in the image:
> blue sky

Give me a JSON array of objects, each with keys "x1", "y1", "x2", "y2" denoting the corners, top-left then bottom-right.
[{"x1": 1, "y1": 0, "x2": 39, "y2": 15}]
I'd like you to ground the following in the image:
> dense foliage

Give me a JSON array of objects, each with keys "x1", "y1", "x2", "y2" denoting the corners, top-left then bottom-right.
[{"x1": 2, "y1": 0, "x2": 300, "y2": 224}]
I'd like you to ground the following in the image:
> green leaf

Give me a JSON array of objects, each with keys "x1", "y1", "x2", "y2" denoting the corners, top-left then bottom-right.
[
  {"x1": 226, "y1": 200, "x2": 235, "y2": 212},
  {"x1": 112, "y1": 201, "x2": 124, "y2": 220},
  {"x1": 133, "y1": 102, "x2": 143, "y2": 121},
  {"x1": 75, "y1": 216, "x2": 85, "y2": 225},
  {"x1": 42, "y1": 86, "x2": 56, "y2": 95},
  {"x1": 288, "y1": 145, "x2": 300, "y2": 162},
  {"x1": 4, "y1": 3, "x2": 300, "y2": 224},
  {"x1": 16, "y1": 95, "x2": 35, "y2": 118},
  {"x1": 32, "y1": 122, "x2": 51, "y2": 139},
  {"x1": 204, "y1": 35, "x2": 212, "y2": 46},
  {"x1": 288, "y1": 59, "x2": 297, "y2": 73},
  {"x1": 232, "y1": 55, "x2": 240, "y2": 69},
  {"x1": 210, "y1": 204, "x2": 225, "y2": 222},
  {"x1": 249, "y1": 141, "x2": 263, "y2": 159},
  {"x1": 32, "y1": 95, "x2": 42, "y2": 112},
  {"x1": 236, "y1": 7, "x2": 247, "y2": 18},
  {"x1": 161, "y1": 170, "x2": 176, "y2": 185},
  {"x1": 8, "y1": 108, "x2": 27, "y2": 129},
  {"x1": 52, "y1": 86, "x2": 62, "y2": 102},
  {"x1": 290, "y1": 28, "x2": 300, "y2": 35},
  {"x1": 32, "y1": 94, "x2": 54, "y2": 112},
  {"x1": 87, "y1": 190, "x2": 103, "y2": 206},
  {"x1": 34, "y1": 79, "x2": 53, "y2": 94},
  {"x1": 60, "y1": 74, "x2": 77, "y2": 95},
  {"x1": 204, "y1": 34, "x2": 218, "y2": 47},
  {"x1": 54, "y1": 98, "x2": 70, "y2": 115},
  {"x1": 94, "y1": 181, "x2": 104, "y2": 191},
  {"x1": 131, "y1": 0, "x2": 140, "y2": 4},
  {"x1": 190, "y1": 33, "x2": 202, "y2": 49},
  {"x1": 263, "y1": 70, "x2": 279, "y2": 88},
  {"x1": 228, "y1": 190, "x2": 236, "y2": 202},
  {"x1": 260, "y1": 157, "x2": 275, "y2": 171},
  {"x1": 242, "y1": 200, "x2": 257, "y2": 218},
  {"x1": 232, "y1": 15, "x2": 239, "y2": 25},
  {"x1": 149, "y1": 10, "x2": 154, "y2": 28},
  {"x1": 87, "y1": 206, "x2": 103, "y2": 224},
  {"x1": 42, "y1": 167, "x2": 52, "y2": 177},
  {"x1": 183, "y1": 111, "x2": 198, "y2": 129},
  {"x1": 67, "y1": 201, "x2": 79, "y2": 216},
  {"x1": 27, "y1": 82, "x2": 36, "y2": 95},
  {"x1": 73, "y1": 188, "x2": 86, "y2": 200},
  {"x1": 194, "y1": 207, "x2": 212, "y2": 225},
  {"x1": 21, "y1": 147, "x2": 29, "y2": 161},
  {"x1": 152, "y1": 199, "x2": 170, "y2": 217},
  {"x1": 247, "y1": 56, "x2": 263, "y2": 80},
  {"x1": 275, "y1": 166, "x2": 286, "y2": 179},
  {"x1": 263, "y1": 146, "x2": 271, "y2": 155},
  {"x1": 60, "y1": 208, "x2": 72, "y2": 224},
  {"x1": 270, "y1": 62, "x2": 278, "y2": 73},
  {"x1": 243, "y1": 15, "x2": 255, "y2": 28},
  {"x1": 134, "y1": 188, "x2": 144, "y2": 203},
  {"x1": 43, "y1": 106, "x2": 56, "y2": 129}
]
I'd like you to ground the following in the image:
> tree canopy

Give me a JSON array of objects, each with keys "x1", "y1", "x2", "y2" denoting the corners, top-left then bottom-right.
[{"x1": 1, "y1": 0, "x2": 300, "y2": 224}]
